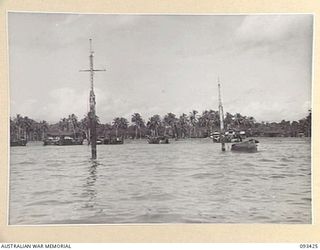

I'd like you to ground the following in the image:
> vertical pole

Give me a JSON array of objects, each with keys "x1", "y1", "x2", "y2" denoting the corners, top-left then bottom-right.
[
  {"x1": 218, "y1": 79, "x2": 226, "y2": 151},
  {"x1": 81, "y1": 39, "x2": 105, "y2": 158},
  {"x1": 89, "y1": 39, "x2": 97, "y2": 159}
]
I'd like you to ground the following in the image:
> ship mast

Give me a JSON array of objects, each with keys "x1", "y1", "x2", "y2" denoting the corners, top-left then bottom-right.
[
  {"x1": 218, "y1": 78, "x2": 226, "y2": 151},
  {"x1": 80, "y1": 39, "x2": 106, "y2": 159}
]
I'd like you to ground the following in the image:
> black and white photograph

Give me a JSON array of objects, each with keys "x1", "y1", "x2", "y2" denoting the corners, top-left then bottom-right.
[{"x1": 8, "y1": 13, "x2": 313, "y2": 225}]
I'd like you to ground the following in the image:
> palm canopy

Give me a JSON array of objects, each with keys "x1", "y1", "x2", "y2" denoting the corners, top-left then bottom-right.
[
  {"x1": 131, "y1": 113, "x2": 145, "y2": 128},
  {"x1": 113, "y1": 117, "x2": 129, "y2": 129}
]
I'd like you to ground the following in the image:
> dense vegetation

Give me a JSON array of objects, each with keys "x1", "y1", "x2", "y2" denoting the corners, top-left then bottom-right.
[{"x1": 10, "y1": 110, "x2": 311, "y2": 141}]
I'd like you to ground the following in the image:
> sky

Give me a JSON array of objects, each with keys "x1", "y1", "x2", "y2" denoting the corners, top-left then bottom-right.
[{"x1": 8, "y1": 13, "x2": 313, "y2": 124}]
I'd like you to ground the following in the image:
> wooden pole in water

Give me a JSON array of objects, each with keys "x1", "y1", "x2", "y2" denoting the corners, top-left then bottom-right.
[
  {"x1": 218, "y1": 79, "x2": 226, "y2": 151},
  {"x1": 80, "y1": 39, "x2": 106, "y2": 159}
]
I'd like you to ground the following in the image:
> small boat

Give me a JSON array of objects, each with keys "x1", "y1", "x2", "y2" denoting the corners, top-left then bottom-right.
[
  {"x1": 43, "y1": 136, "x2": 83, "y2": 146},
  {"x1": 229, "y1": 137, "x2": 242, "y2": 143},
  {"x1": 231, "y1": 139, "x2": 259, "y2": 153},
  {"x1": 147, "y1": 136, "x2": 169, "y2": 144},
  {"x1": 211, "y1": 131, "x2": 220, "y2": 142},
  {"x1": 43, "y1": 136, "x2": 59, "y2": 146},
  {"x1": 212, "y1": 130, "x2": 243, "y2": 143},
  {"x1": 103, "y1": 137, "x2": 124, "y2": 145},
  {"x1": 57, "y1": 136, "x2": 83, "y2": 146},
  {"x1": 10, "y1": 138, "x2": 27, "y2": 147}
]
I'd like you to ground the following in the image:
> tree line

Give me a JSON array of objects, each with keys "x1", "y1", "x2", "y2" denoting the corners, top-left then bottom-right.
[{"x1": 10, "y1": 109, "x2": 311, "y2": 141}]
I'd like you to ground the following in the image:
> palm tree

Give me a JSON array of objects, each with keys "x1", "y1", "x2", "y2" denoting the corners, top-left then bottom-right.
[
  {"x1": 10, "y1": 118, "x2": 18, "y2": 141},
  {"x1": 113, "y1": 117, "x2": 129, "y2": 137},
  {"x1": 178, "y1": 113, "x2": 189, "y2": 138},
  {"x1": 224, "y1": 112, "x2": 234, "y2": 130},
  {"x1": 189, "y1": 110, "x2": 198, "y2": 137},
  {"x1": 79, "y1": 113, "x2": 100, "y2": 140},
  {"x1": 39, "y1": 120, "x2": 49, "y2": 140},
  {"x1": 59, "y1": 118, "x2": 69, "y2": 132},
  {"x1": 247, "y1": 116, "x2": 256, "y2": 128},
  {"x1": 163, "y1": 113, "x2": 178, "y2": 137},
  {"x1": 80, "y1": 115, "x2": 90, "y2": 139},
  {"x1": 291, "y1": 120, "x2": 299, "y2": 137},
  {"x1": 306, "y1": 109, "x2": 312, "y2": 137},
  {"x1": 113, "y1": 117, "x2": 121, "y2": 137},
  {"x1": 131, "y1": 113, "x2": 145, "y2": 139},
  {"x1": 298, "y1": 110, "x2": 312, "y2": 137},
  {"x1": 234, "y1": 113, "x2": 244, "y2": 130},
  {"x1": 102, "y1": 123, "x2": 113, "y2": 137},
  {"x1": 147, "y1": 115, "x2": 161, "y2": 136},
  {"x1": 119, "y1": 117, "x2": 129, "y2": 137},
  {"x1": 23, "y1": 116, "x2": 33, "y2": 140},
  {"x1": 13, "y1": 114, "x2": 26, "y2": 139},
  {"x1": 199, "y1": 110, "x2": 218, "y2": 136},
  {"x1": 68, "y1": 114, "x2": 79, "y2": 137}
]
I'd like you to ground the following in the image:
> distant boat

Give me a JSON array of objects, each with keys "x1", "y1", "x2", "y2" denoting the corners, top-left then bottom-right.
[
  {"x1": 43, "y1": 135, "x2": 83, "y2": 146},
  {"x1": 231, "y1": 139, "x2": 259, "y2": 153},
  {"x1": 43, "y1": 136, "x2": 59, "y2": 145},
  {"x1": 58, "y1": 136, "x2": 83, "y2": 145},
  {"x1": 102, "y1": 137, "x2": 124, "y2": 145},
  {"x1": 10, "y1": 138, "x2": 27, "y2": 147},
  {"x1": 211, "y1": 130, "x2": 244, "y2": 143},
  {"x1": 147, "y1": 135, "x2": 169, "y2": 144}
]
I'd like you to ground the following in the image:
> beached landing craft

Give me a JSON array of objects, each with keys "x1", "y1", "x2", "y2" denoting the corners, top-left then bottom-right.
[
  {"x1": 10, "y1": 138, "x2": 27, "y2": 146},
  {"x1": 43, "y1": 136, "x2": 83, "y2": 146},
  {"x1": 146, "y1": 135, "x2": 169, "y2": 144},
  {"x1": 99, "y1": 136, "x2": 124, "y2": 145}
]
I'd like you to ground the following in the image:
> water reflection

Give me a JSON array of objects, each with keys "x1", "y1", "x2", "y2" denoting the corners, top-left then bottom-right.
[{"x1": 82, "y1": 160, "x2": 99, "y2": 209}]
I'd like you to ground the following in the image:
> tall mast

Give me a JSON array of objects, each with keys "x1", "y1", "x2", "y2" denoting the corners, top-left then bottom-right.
[
  {"x1": 80, "y1": 39, "x2": 106, "y2": 159},
  {"x1": 218, "y1": 78, "x2": 226, "y2": 151}
]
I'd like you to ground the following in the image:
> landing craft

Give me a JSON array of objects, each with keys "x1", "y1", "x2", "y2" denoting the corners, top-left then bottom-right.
[{"x1": 216, "y1": 79, "x2": 259, "y2": 152}]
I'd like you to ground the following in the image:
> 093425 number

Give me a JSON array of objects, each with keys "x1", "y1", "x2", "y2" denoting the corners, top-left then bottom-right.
[{"x1": 300, "y1": 244, "x2": 318, "y2": 248}]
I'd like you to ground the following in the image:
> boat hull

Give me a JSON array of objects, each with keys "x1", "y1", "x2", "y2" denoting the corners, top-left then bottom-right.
[
  {"x1": 10, "y1": 139, "x2": 27, "y2": 147},
  {"x1": 103, "y1": 137, "x2": 124, "y2": 145},
  {"x1": 231, "y1": 140, "x2": 257, "y2": 153},
  {"x1": 147, "y1": 136, "x2": 169, "y2": 144},
  {"x1": 43, "y1": 138, "x2": 83, "y2": 146}
]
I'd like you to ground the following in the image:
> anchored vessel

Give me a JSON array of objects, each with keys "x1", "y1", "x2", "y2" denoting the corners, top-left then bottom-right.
[
  {"x1": 147, "y1": 135, "x2": 169, "y2": 144},
  {"x1": 231, "y1": 139, "x2": 259, "y2": 152},
  {"x1": 216, "y1": 79, "x2": 258, "y2": 152},
  {"x1": 98, "y1": 136, "x2": 124, "y2": 145},
  {"x1": 43, "y1": 136, "x2": 83, "y2": 146},
  {"x1": 10, "y1": 138, "x2": 27, "y2": 147}
]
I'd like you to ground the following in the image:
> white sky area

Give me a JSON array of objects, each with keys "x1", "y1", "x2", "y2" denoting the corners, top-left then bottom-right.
[{"x1": 9, "y1": 13, "x2": 313, "y2": 123}]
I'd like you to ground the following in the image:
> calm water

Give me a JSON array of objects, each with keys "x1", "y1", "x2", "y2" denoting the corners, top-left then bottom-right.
[{"x1": 9, "y1": 137, "x2": 312, "y2": 224}]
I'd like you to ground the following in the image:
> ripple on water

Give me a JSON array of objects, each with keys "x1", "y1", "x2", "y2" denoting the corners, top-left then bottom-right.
[
  {"x1": 259, "y1": 158, "x2": 276, "y2": 162},
  {"x1": 9, "y1": 138, "x2": 312, "y2": 224},
  {"x1": 26, "y1": 199, "x2": 73, "y2": 206},
  {"x1": 18, "y1": 161, "x2": 35, "y2": 165},
  {"x1": 190, "y1": 172, "x2": 224, "y2": 179},
  {"x1": 280, "y1": 158, "x2": 294, "y2": 162},
  {"x1": 133, "y1": 192, "x2": 176, "y2": 201},
  {"x1": 269, "y1": 174, "x2": 286, "y2": 179}
]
